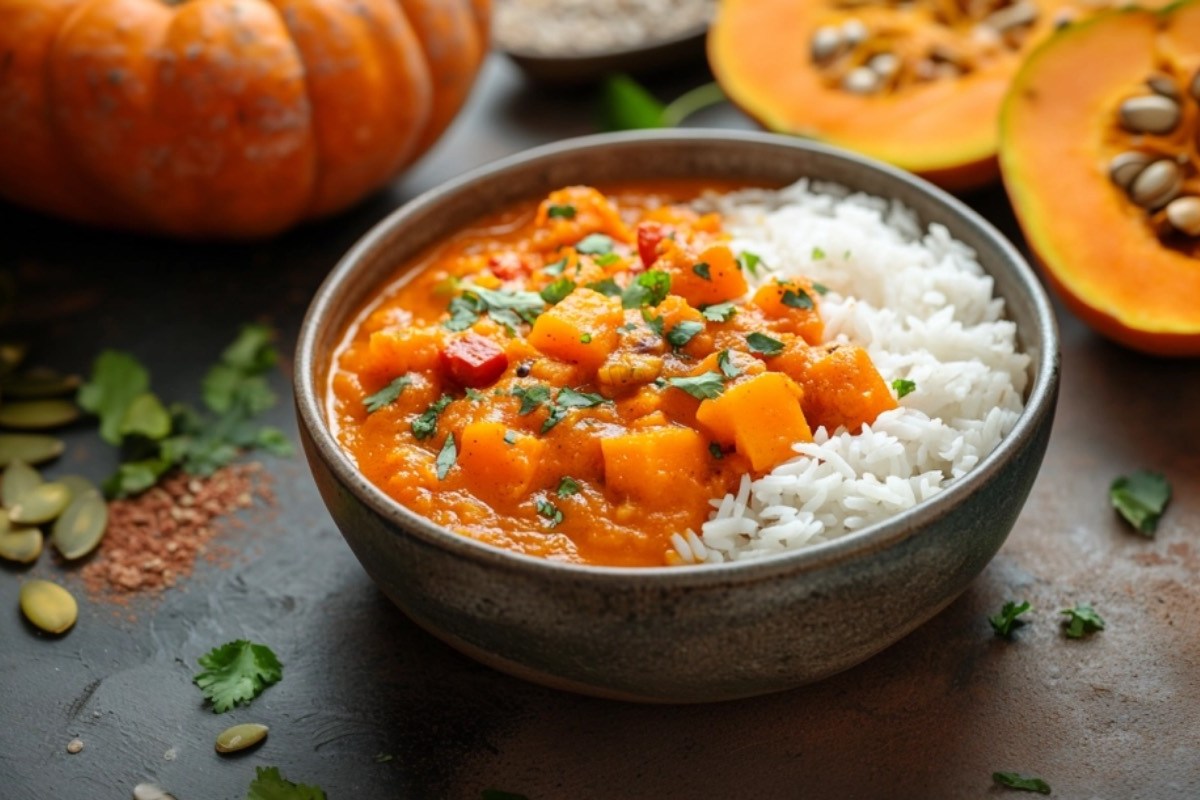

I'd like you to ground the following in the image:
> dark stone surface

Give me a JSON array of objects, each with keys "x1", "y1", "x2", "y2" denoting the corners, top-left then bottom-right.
[{"x1": 1, "y1": 54, "x2": 1197, "y2": 800}]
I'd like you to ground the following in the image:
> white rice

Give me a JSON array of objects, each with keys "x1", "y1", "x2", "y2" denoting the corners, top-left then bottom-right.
[{"x1": 675, "y1": 179, "x2": 1029, "y2": 564}]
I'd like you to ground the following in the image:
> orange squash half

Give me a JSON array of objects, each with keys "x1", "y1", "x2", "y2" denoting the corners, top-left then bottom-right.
[
  {"x1": 709, "y1": 0, "x2": 1089, "y2": 191},
  {"x1": 1000, "y1": 2, "x2": 1200, "y2": 356}
]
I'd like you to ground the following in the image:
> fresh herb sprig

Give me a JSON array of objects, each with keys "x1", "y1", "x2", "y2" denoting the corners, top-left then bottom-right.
[
  {"x1": 193, "y1": 639, "x2": 282, "y2": 714},
  {"x1": 989, "y1": 600, "x2": 1031, "y2": 639},
  {"x1": 1109, "y1": 469, "x2": 1170, "y2": 535}
]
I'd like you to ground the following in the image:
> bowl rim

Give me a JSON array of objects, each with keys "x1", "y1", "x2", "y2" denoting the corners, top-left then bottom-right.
[{"x1": 295, "y1": 129, "x2": 1060, "y2": 586}]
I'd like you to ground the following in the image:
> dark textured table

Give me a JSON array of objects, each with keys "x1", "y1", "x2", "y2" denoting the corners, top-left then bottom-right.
[{"x1": 2, "y1": 54, "x2": 1198, "y2": 800}]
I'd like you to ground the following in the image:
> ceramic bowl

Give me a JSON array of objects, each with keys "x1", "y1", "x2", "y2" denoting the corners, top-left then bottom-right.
[
  {"x1": 499, "y1": 22, "x2": 709, "y2": 85},
  {"x1": 294, "y1": 130, "x2": 1060, "y2": 703}
]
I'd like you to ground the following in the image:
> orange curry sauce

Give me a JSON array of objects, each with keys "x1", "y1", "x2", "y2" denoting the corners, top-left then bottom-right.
[{"x1": 328, "y1": 183, "x2": 896, "y2": 567}]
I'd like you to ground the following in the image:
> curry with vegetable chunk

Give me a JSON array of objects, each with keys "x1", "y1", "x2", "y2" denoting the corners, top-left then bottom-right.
[{"x1": 328, "y1": 183, "x2": 896, "y2": 567}]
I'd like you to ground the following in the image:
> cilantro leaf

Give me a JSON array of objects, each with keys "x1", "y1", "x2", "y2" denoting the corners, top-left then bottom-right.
[
  {"x1": 701, "y1": 302, "x2": 737, "y2": 322},
  {"x1": 692, "y1": 262, "x2": 711, "y2": 280},
  {"x1": 989, "y1": 600, "x2": 1031, "y2": 638},
  {"x1": 547, "y1": 204, "x2": 576, "y2": 219},
  {"x1": 247, "y1": 766, "x2": 327, "y2": 800},
  {"x1": 540, "y1": 278, "x2": 576, "y2": 305},
  {"x1": 364, "y1": 375, "x2": 412, "y2": 413},
  {"x1": 544, "y1": 257, "x2": 569, "y2": 276},
  {"x1": 746, "y1": 332, "x2": 785, "y2": 357},
  {"x1": 892, "y1": 378, "x2": 917, "y2": 399},
  {"x1": 709, "y1": 442, "x2": 724, "y2": 459},
  {"x1": 575, "y1": 234, "x2": 614, "y2": 255},
  {"x1": 445, "y1": 294, "x2": 484, "y2": 331},
  {"x1": 557, "y1": 476, "x2": 581, "y2": 498},
  {"x1": 812, "y1": 282, "x2": 830, "y2": 295},
  {"x1": 587, "y1": 278, "x2": 623, "y2": 297},
  {"x1": 447, "y1": 286, "x2": 544, "y2": 331},
  {"x1": 78, "y1": 350, "x2": 151, "y2": 445},
  {"x1": 436, "y1": 433, "x2": 457, "y2": 480},
  {"x1": 992, "y1": 772, "x2": 1051, "y2": 794},
  {"x1": 642, "y1": 312, "x2": 665, "y2": 337},
  {"x1": 202, "y1": 324, "x2": 278, "y2": 416},
  {"x1": 666, "y1": 372, "x2": 726, "y2": 400},
  {"x1": 412, "y1": 394, "x2": 453, "y2": 440},
  {"x1": 717, "y1": 349, "x2": 741, "y2": 379},
  {"x1": 782, "y1": 289, "x2": 813, "y2": 310},
  {"x1": 535, "y1": 499, "x2": 563, "y2": 527},
  {"x1": 193, "y1": 639, "x2": 282, "y2": 713},
  {"x1": 1109, "y1": 469, "x2": 1170, "y2": 535},
  {"x1": 595, "y1": 253, "x2": 621, "y2": 267},
  {"x1": 811, "y1": 246, "x2": 826, "y2": 260},
  {"x1": 666, "y1": 320, "x2": 704, "y2": 350},
  {"x1": 556, "y1": 388, "x2": 605, "y2": 408},
  {"x1": 512, "y1": 384, "x2": 551, "y2": 416},
  {"x1": 1061, "y1": 603, "x2": 1105, "y2": 639},
  {"x1": 118, "y1": 392, "x2": 172, "y2": 440},
  {"x1": 736, "y1": 251, "x2": 761, "y2": 276},
  {"x1": 621, "y1": 270, "x2": 671, "y2": 309}
]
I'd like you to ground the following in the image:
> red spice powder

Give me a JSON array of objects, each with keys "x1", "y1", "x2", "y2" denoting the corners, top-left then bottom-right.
[{"x1": 78, "y1": 462, "x2": 275, "y2": 600}]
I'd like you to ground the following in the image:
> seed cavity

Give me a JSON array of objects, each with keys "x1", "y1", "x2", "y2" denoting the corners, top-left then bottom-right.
[
  {"x1": 1119, "y1": 94, "x2": 1181, "y2": 135},
  {"x1": 19, "y1": 579, "x2": 78, "y2": 634},
  {"x1": 215, "y1": 722, "x2": 269, "y2": 754}
]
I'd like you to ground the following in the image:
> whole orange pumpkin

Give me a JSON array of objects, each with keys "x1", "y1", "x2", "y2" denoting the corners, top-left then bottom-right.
[{"x1": 0, "y1": 0, "x2": 490, "y2": 238}]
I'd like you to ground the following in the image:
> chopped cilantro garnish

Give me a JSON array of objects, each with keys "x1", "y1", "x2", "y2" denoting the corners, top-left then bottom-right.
[
  {"x1": 736, "y1": 251, "x2": 761, "y2": 276},
  {"x1": 535, "y1": 499, "x2": 563, "y2": 527},
  {"x1": 540, "y1": 278, "x2": 575, "y2": 305},
  {"x1": 503, "y1": 430, "x2": 518, "y2": 446},
  {"x1": 617, "y1": 322, "x2": 637, "y2": 334},
  {"x1": 892, "y1": 378, "x2": 917, "y2": 398},
  {"x1": 465, "y1": 388, "x2": 484, "y2": 402},
  {"x1": 701, "y1": 301, "x2": 737, "y2": 322},
  {"x1": 557, "y1": 476, "x2": 581, "y2": 498},
  {"x1": 708, "y1": 442, "x2": 724, "y2": 460},
  {"x1": 811, "y1": 246, "x2": 826, "y2": 260},
  {"x1": 587, "y1": 278, "x2": 622, "y2": 297},
  {"x1": 1109, "y1": 469, "x2": 1170, "y2": 535},
  {"x1": 193, "y1": 639, "x2": 282, "y2": 714},
  {"x1": 1061, "y1": 603, "x2": 1105, "y2": 639},
  {"x1": 642, "y1": 312, "x2": 665, "y2": 337},
  {"x1": 692, "y1": 262, "x2": 711, "y2": 280},
  {"x1": 666, "y1": 372, "x2": 726, "y2": 400},
  {"x1": 812, "y1": 281, "x2": 830, "y2": 295},
  {"x1": 989, "y1": 600, "x2": 1031, "y2": 638},
  {"x1": 745, "y1": 332, "x2": 784, "y2": 357},
  {"x1": 512, "y1": 384, "x2": 551, "y2": 415},
  {"x1": 435, "y1": 433, "x2": 457, "y2": 480},
  {"x1": 782, "y1": 288, "x2": 813, "y2": 310},
  {"x1": 666, "y1": 320, "x2": 704, "y2": 350},
  {"x1": 621, "y1": 269, "x2": 671, "y2": 309},
  {"x1": 556, "y1": 387, "x2": 606, "y2": 408},
  {"x1": 363, "y1": 375, "x2": 412, "y2": 413},
  {"x1": 444, "y1": 294, "x2": 485, "y2": 331},
  {"x1": 717, "y1": 349, "x2": 741, "y2": 379},
  {"x1": 445, "y1": 285, "x2": 545, "y2": 332},
  {"x1": 595, "y1": 252, "x2": 621, "y2": 267},
  {"x1": 247, "y1": 766, "x2": 327, "y2": 800},
  {"x1": 412, "y1": 394, "x2": 453, "y2": 440},
  {"x1": 547, "y1": 203, "x2": 576, "y2": 219},
  {"x1": 575, "y1": 233, "x2": 614, "y2": 255},
  {"x1": 992, "y1": 772, "x2": 1051, "y2": 794},
  {"x1": 544, "y1": 256, "x2": 569, "y2": 276},
  {"x1": 580, "y1": 333, "x2": 593, "y2": 343}
]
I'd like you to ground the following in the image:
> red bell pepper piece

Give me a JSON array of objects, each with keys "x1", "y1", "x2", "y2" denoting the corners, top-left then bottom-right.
[{"x1": 441, "y1": 332, "x2": 508, "y2": 387}]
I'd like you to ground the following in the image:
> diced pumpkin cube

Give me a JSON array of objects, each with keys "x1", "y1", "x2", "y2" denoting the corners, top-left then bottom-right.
[
  {"x1": 696, "y1": 372, "x2": 812, "y2": 471},
  {"x1": 527, "y1": 288, "x2": 622, "y2": 371},
  {"x1": 365, "y1": 326, "x2": 446, "y2": 376},
  {"x1": 784, "y1": 344, "x2": 897, "y2": 434},
  {"x1": 458, "y1": 421, "x2": 546, "y2": 502},
  {"x1": 533, "y1": 186, "x2": 633, "y2": 252},
  {"x1": 663, "y1": 243, "x2": 748, "y2": 307},
  {"x1": 600, "y1": 426, "x2": 709, "y2": 503},
  {"x1": 752, "y1": 278, "x2": 824, "y2": 344}
]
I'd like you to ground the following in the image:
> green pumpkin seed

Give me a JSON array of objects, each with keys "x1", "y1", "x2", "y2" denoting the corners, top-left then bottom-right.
[
  {"x1": 214, "y1": 722, "x2": 269, "y2": 754},
  {"x1": 0, "y1": 433, "x2": 65, "y2": 467},
  {"x1": 56, "y1": 474, "x2": 99, "y2": 502},
  {"x1": 0, "y1": 342, "x2": 28, "y2": 379},
  {"x1": 19, "y1": 579, "x2": 78, "y2": 634},
  {"x1": 9, "y1": 481, "x2": 71, "y2": 525},
  {"x1": 0, "y1": 525, "x2": 43, "y2": 563},
  {"x1": 2, "y1": 459, "x2": 43, "y2": 507},
  {"x1": 3, "y1": 368, "x2": 83, "y2": 399},
  {"x1": 52, "y1": 490, "x2": 108, "y2": 560},
  {"x1": 0, "y1": 399, "x2": 81, "y2": 430}
]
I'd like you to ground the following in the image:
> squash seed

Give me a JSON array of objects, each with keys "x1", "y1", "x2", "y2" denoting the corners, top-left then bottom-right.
[
  {"x1": 2, "y1": 459, "x2": 43, "y2": 507},
  {"x1": 1165, "y1": 196, "x2": 1200, "y2": 236},
  {"x1": 133, "y1": 784, "x2": 178, "y2": 800},
  {"x1": 841, "y1": 19, "x2": 868, "y2": 47},
  {"x1": 1129, "y1": 159, "x2": 1182, "y2": 208},
  {"x1": 9, "y1": 481, "x2": 71, "y2": 525},
  {"x1": 0, "y1": 526, "x2": 44, "y2": 564},
  {"x1": 0, "y1": 399, "x2": 81, "y2": 430},
  {"x1": 868, "y1": 52, "x2": 899, "y2": 79},
  {"x1": 214, "y1": 722, "x2": 269, "y2": 754},
  {"x1": 0, "y1": 434, "x2": 64, "y2": 467},
  {"x1": 3, "y1": 368, "x2": 83, "y2": 399},
  {"x1": 843, "y1": 66, "x2": 881, "y2": 94},
  {"x1": 811, "y1": 26, "x2": 843, "y2": 63},
  {"x1": 57, "y1": 474, "x2": 100, "y2": 502},
  {"x1": 1146, "y1": 73, "x2": 1180, "y2": 101},
  {"x1": 51, "y1": 490, "x2": 108, "y2": 560},
  {"x1": 1119, "y1": 95, "x2": 1181, "y2": 135},
  {"x1": 19, "y1": 579, "x2": 78, "y2": 634},
  {"x1": 1109, "y1": 150, "x2": 1153, "y2": 190},
  {"x1": 981, "y1": 1, "x2": 1038, "y2": 33}
]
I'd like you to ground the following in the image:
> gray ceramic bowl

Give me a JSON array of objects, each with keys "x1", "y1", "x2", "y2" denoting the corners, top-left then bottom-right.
[{"x1": 295, "y1": 131, "x2": 1060, "y2": 703}]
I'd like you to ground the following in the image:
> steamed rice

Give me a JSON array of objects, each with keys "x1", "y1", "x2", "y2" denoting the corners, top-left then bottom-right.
[{"x1": 672, "y1": 179, "x2": 1029, "y2": 564}]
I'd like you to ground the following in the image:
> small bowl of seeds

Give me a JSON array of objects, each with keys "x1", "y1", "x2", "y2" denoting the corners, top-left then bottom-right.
[{"x1": 493, "y1": 0, "x2": 716, "y2": 84}]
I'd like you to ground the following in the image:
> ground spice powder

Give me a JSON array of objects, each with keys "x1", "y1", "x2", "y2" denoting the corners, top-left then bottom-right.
[{"x1": 78, "y1": 463, "x2": 275, "y2": 599}]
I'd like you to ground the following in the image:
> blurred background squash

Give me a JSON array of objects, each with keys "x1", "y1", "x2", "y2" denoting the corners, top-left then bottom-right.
[{"x1": 0, "y1": 0, "x2": 490, "y2": 238}]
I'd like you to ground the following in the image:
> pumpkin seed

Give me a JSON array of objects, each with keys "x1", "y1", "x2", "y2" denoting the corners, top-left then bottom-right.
[
  {"x1": 52, "y1": 489, "x2": 108, "y2": 560},
  {"x1": 842, "y1": 66, "x2": 881, "y2": 94},
  {"x1": 9, "y1": 481, "x2": 71, "y2": 525},
  {"x1": 0, "y1": 342, "x2": 28, "y2": 379},
  {"x1": 0, "y1": 434, "x2": 64, "y2": 467},
  {"x1": 1165, "y1": 196, "x2": 1200, "y2": 236},
  {"x1": 0, "y1": 399, "x2": 81, "y2": 430},
  {"x1": 0, "y1": 526, "x2": 43, "y2": 564},
  {"x1": 3, "y1": 368, "x2": 83, "y2": 399},
  {"x1": 1119, "y1": 95, "x2": 1181, "y2": 135},
  {"x1": 981, "y1": 1, "x2": 1038, "y2": 33},
  {"x1": 2, "y1": 459, "x2": 43, "y2": 507},
  {"x1": 214, "y1": 722, "x2": 269, "y2": 754},
  {"x1": 1109, "y1": 150, "x2": 1153, "y2": 190},
  {"x1": 867, "y1": 52, "x2": 899, "y2": 78},
  {"x1": 133, "y1": 784, "x2": 178, "y2": 800},
  {"x1": 811, "y1": 26, "x2": 843, "y2": 63},
  {"x1": 1129, "y1": 159, "x2": 1182, "y2": 209},
  {"x1": 1146, "y1": 73, "x2": 1180, "y2": 100},
  {"x1": 57, "y1": 474, "x2": 100, "y2": 502},
  {"x1": 841, "y1": 18, "x2": 868, "y2": 46},
  {"x1": 19, "y1": 579, "x2": 77, "y2": 634}
]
